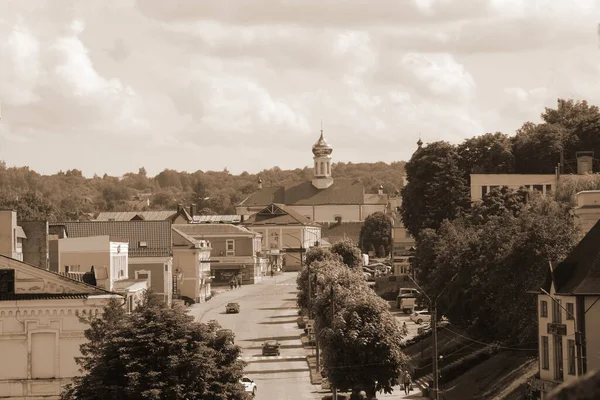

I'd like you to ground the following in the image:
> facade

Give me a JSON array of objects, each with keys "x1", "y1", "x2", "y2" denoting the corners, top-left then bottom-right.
[
  {"x1": 242, "y1": 203, "x2": 321, "y2": 272},
  {"x1": 172, "y1": 224, "x2": 266, "y2": 285},
  {"x1": 49, "y1": 220, "x2": 173, "y2": 305},
  {"x1": 573, "y1": 190, "x2": 600, "y2": 236},
  {"x1": 172, "y1": 227, "x2": 212, "y2": 303},
  {"x1": 532, "y1": 220, "x2": 600, "y2": 399},
  {"x1": 19, "y1": 220, "x2": 50, "y2": 270},
  {"x1": 0, "y1": 254, "x2": 121, "y2": 400},
  {"x1": 0, "y1": 210, "x2": 27, "y2": 261},
  {"x1": 236, "y1": 131, "x2": 388, "y2": 223},
  {"x1": 470, "y1": 174, "x2": 556, "y2": 202}
]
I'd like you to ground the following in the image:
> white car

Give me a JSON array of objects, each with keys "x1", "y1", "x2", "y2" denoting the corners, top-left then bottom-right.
[
  {"x1": 410, "y1": 310, "x2": 432, "y2": 324},
  {"x1": 240, "y1": 376, "x2": 257, "y2": 397}
]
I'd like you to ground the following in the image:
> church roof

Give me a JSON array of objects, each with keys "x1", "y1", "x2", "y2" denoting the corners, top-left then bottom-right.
[{"x1": 238, "y1": 179, "x2": 385, "y2": 207}]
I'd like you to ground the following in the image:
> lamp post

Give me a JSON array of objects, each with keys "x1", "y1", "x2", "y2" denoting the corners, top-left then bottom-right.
[{"x1": 540, "y1": 288, "x2": 584, "y2": 376}]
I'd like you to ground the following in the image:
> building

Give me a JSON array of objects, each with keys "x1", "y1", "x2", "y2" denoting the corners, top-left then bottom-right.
[
  {"x1": 172, "y1": 227, "x2": 212, "y2": 303},
  {"x1": 94, "y1": 204, "x2": 193, "y2": 224},
  {"x1": 0, "y1": 254, "x2": 122, "y2": 400},
  {"x1": 19, "y1": 220, "x2": 50, "y2": 270},
  {"x1": 242, "y1": 203, "x2": 322, "y2": 272},
  {"x1": 470, "y1": 174, "x2": 557, "y2": 202},
  {"x1": 573, "y1": 190, "x2": 600, "y2": 236},
  {"x1": 49, "y1": 220, "x2": 173, "y2": 305},
  {"x1": 531, "y1": 220, "x2": 600, "y2": 398},
  {"x1": 172, "y1": 224, "x2": 265, "y2": 285},
  {"x1": 235, "y1": 130, "x2": 388, "y2": 223},
  {"x1": 0, "y1": 210, "x2": 27, "y2": 261}
]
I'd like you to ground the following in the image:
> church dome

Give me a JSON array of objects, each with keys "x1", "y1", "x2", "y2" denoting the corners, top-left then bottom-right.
[{"x1": 312, "y1": 131, "x2": 333, "y2": 156}]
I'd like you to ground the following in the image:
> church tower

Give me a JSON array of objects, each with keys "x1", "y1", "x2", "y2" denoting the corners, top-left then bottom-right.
[{"x1": 311, "y1": 129, "x2": 334, "y2": 189}]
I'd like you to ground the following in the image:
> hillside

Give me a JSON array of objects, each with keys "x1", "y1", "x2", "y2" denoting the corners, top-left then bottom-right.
[{"x1": 0, "y1": 160, "x2": 405, "y2": 221}]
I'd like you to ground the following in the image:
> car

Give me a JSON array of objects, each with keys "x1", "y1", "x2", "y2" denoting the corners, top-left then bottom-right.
[
  {"x1": 225, "y1": 302, "x2": 240, "y2": 314},
  {"x1": 410, "y1": 310, "x2": 432, "y2": 324},
  {"x1": 240, "y1": 376, "x2": 257, "y2": 397},
  {"x1": 262, "y1": 340, "x2": 281, "y2": 356},
  {"x1": 217, "y1": 328, "x2": 235, "y2": 344}
]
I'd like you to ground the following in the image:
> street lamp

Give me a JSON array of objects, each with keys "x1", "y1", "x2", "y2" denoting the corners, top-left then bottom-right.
[
  {"x1": 404, "y1": 273, "x2": 458, "y2": 400},
  {"x1": 540, "y1": 287, "x2": 584, "y2": 376}
]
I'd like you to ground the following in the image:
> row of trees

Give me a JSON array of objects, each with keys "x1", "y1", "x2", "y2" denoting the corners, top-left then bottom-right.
[
  {"x1": 296, "y1": 239, "x2": 405, "y2": 399},
  {"x1": 61, "y1": 294, "x2": 248, "y2": 400},
  {"x1": 399, "y1": 98, "x2": 599, "y2": 345}
]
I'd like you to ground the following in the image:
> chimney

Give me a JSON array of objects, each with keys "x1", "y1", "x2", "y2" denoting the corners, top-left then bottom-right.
[
  {"x1": 378, "y1": 184, "x2": 384, "y2": 195},
  {"x1": 576, "y1": 151, "x2": 594, "y2": 175},
  {"x1": 190, "y1": 204, "x2": 196, "y2": 218},
  {"x1": 258, "y1": 176, "x2": 263, "y2": 189},
  {"x1": 177, "y1": 204, "x2": 183, "y2": 214}
]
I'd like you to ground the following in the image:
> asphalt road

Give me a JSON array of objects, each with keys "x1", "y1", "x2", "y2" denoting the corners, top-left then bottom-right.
[{"x1": 188, "y1": 273, "x2": 322, "y2": 400}]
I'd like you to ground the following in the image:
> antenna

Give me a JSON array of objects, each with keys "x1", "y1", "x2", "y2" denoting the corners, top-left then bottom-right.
[{"x1": 321, "y1": 119, "x2": 323, "y2": 132}]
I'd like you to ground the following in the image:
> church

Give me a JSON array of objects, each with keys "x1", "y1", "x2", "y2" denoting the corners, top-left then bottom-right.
[{"x1": 235, "y1": 131, "x2": 388, "y2": 225}]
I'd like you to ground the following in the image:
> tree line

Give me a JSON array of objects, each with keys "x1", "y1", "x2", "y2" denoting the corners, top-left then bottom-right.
[
  {"x1": 400, "y1": 98, "x2": 600, "y2": 345},
  {"x1": 0, "y1": 161, "x2": 405, "y2": 221}
]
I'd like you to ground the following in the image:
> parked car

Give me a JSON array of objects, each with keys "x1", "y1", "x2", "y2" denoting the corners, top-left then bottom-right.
[
  {"x1": 398, "y1": 288, "x2": 419, "y2": 297},
  {"x1": 225, "y1": 302, "x2": 240, "y2": 314},
  {"x1": 417, "y1": 319, "x2": 450, "y2": 334},
  {"x1": 240, "y1": 376, "x2": 257, "y2": 397},
  {"x1": 262, "y1": 340, "x2": 281, "y2": 356},
  {"x1": 217, "y1": 328, "x2": 235, "y2": 344},
  {"x1": 410, "y1": 310, "x2": 432, "y2": 324}
]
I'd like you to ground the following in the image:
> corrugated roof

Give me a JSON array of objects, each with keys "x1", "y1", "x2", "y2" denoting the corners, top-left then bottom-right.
[
  {"x1": 172, "y1": 223, "x2": 255, "y2": 237},
  {"x1": 243, "y1": 204, "x2": 320, "y2": 227},
  {"x1": 0, "y1": 293, "x2": 90, "y2": 301},
  {"x1": 192, "y1": 215, "x2": 242, "y2": 224},
  {"x1": 238, "y1": 179, "x2": 387, "y2": 207},
  {"x1": 95, "y1": 211, "x2": 177, "y2": 221},
  {"x1": 51, "y1": 221, "x2": 172, "y2": 258}
]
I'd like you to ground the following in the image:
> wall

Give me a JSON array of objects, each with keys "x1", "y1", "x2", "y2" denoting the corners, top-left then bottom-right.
[
  {"x1": 58, "y1": 236, "x2": 110, "y2": 274},
  {"x1": 173, "y1": 247, "x2": 211, "y2": 303},
  {"x1": 129, "y1": 257, "x2": 172, "y2": 305},
  {"x1": 48, "y1": 238, "x2": 59, "y2": 272},
  {"x1": 20, "y1": 221, "x2": 49, "y2": 270},
  {"x1": 0, "y1": 210, "x2": 17, "y2": 259},
  {"x1": 210, "y1": 236, "x2": 253, "y2": 257},
  {"x1": 313, "y1": 205, "x2": 360, "y2": 223},
  {"x1": 470, "y1": 174, "x2": 556, "y2": 202},
  {"x1": 361, "y1": 204, "x2": 387, "y2": 220},
  {"x1": 0, "y1": 297, "x2": 113, "y2": 399},
  {"x1": 573, "y1": 191, "x2": 600, "y2": 235},
  {"x1": 584, "y1": 296, "x2": 600, "y2": 373}
]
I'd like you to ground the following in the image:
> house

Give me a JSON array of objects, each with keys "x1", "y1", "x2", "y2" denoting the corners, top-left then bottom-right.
[
  {"x1": 172, "y1": 227, "x2": 212, "y2": 303},
  {"x1": 470, "y1": 174, "x2": 556, "y2": 202},
  {"x1": 531, "y1": 220, "x2": 600, "y2": 399},
  {"x1": 172, "y1": 224, "x2": 266, "y2": 285},
  {"x1": 0, "y1": 210, "x2": 27, "y2": 261},
  {"x1": 49, "y1": 220, "x2": 173, "y2": 305},
  {"x1": 242, "y1": 203, "x2": 322, "y2": 272},
  {"x1": 573, "y1": 190, "x2": 600, "y2": 236},
  {"x1": 94, "y1": 204, "x2": 193, "y2": 224},
  {"x1": 0, "y1": 254, "x2": 122, "y2": 400},
  {"x1": 235, "y1": 130, "x2": 388, "y2": 223}
]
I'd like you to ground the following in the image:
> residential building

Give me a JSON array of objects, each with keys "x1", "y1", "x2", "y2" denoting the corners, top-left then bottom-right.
[
  {"x1": 236, "y1": 130, "x2": 388, "y2": 223},
  {"x1": 470, "y1": 174, "x2": 557, "y2": 202},
  {"x1": 95, "y1": 204, "x2": 193, "y2": 224},
  {"x1": 172, "y1": 224, "x2": 265, "y2": 285},
  {"x1": 0, "y1": 210, "x2": 26, "y2": 261},
  {"x1": 0, "y1": 254, "x2": 122, "y2": 400},
  {"x1": 573, "y1": 190, "x2": 600, "y2": 236},
  {"x1": 242, "y1": 203, "x2": 322, "y2": 272},
  {"x1": 531, "y1": 220, "x2": 600, "y2": 398},
  {"x1": 49, "y1": 220, "x2": 173, "y2": 305},
  {"x1": 172, "y1": 227, "x2": 212, "y2": 303}
]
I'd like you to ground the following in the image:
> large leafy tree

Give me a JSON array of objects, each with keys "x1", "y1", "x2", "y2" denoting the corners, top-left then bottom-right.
[
  {"x1": 312, "y1": 259, "x2": 406, "y2": 399},
  {"x1": 512, "y1": 122, "x2": 567, "y2": 174},
  {"x1": 330, "y1": 238, "x2": 363, "y2": 269},
  {"x1": 359, "y1": 211, "x2": 392, "y2": 256},
  {"x1": 457, "y1": 132, "x2": 515, "y2": 179},
  {"x1": 296, "y1": 248, "x2": 341, "y2": 311},
  {"x1": 400, "y1": 141, "x2": 470, "y2": 237},
  {"x1": 61, "y1": 294, "x2": 247, "y2": 400},
  {"x1": 0, "y1": 190, "x2": 57, "y2": 221}
]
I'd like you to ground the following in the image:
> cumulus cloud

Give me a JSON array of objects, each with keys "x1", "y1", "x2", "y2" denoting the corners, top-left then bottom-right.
[{"x1": 0, "y1": 0, "x2": 599, "y2": 176}]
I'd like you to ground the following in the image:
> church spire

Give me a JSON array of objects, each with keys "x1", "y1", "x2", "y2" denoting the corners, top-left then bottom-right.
[{"x1": 311, "y1": 127, "x2": 334, "y2": 189}]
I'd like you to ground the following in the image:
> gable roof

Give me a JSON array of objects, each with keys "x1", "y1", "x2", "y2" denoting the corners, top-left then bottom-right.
[
  {"x1": 172, "y1": 223, "x2": 256, "y2": 238},
  {"x1": 238, "y1": 179, "x2": 385, "y2": 207},
  {"x1": 192, "y1": 215, "x2": 242, "y2": 224},
  {"x1": 0, "y1": 254, "x2": 117, "y2": 301},
  {"x1": 172, "y1": 227, "x2": 211, "y2": 249},
  {"x1": 96, "y1": 211, "x2": 177, "y2": 221},
  {"x1": 243, "y1": 203, "x2": 320, "y2": 227},
  {"x1": 542, "y1": 220, "x2": 600, "y2": 295},
  {"x1": 50, "y1": 221, "x2": 172, "y2": 258}
]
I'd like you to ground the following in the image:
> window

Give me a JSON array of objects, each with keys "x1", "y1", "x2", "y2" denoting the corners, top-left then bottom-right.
[
  {"x1": 540, "y1": 300, "x2": 548, "y2": 318},
  {"x1": 481, "y1": 186, "x2": 488, "y2": 198},
  {"x1": 327, "y1": 162, "x2": 330, "y2": 175},
  {"x1": 138, "y1": 241, "x2": 148, "y2": 248},
  {"x1": 567, "y1": 339, "x2": 576, "y2": 375},
  {"x1": 541, "y1": 336, "x2": 549, "y2": 370},
  {"x1": 226, "y1": 239, "x2": 235, "y2": 256},
  {"x1": 567, "y1": 302, "x2": 574, "y2": 320},
  {"x1": 320, "y1": 162, "x2": 324, "y2": 175},
  {"x1": 546, "y1": 184, "x2": 552, "y2": 194},
  {"x1": 269, "y1": 232, "x2": 279, "y2": 249},
  {"x1": 554, "y1": 335, "x2": 564, "y2": 380},
  {"x1": 135, "y1": 270, "x2": 151, "y2": 287},
  {"x1": 533, "y1": 184, "x2": 543, "y2": 192},
  {"x1": 0, "y1": 269, "x2": 15, "y2": 294},
  {"x1": 553, "y1": 299, "x2": 562, "y2": 323}
]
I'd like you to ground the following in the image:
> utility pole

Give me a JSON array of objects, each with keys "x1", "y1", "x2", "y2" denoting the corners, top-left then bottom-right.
[
  {"x1": 331, "y1": 286, "x2": 337, "y2": 400},
  {"x1": 432, "y1": 303, "x2": 440, "y2": 400}
]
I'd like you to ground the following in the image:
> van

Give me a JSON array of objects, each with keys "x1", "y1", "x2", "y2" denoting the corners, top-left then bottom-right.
[{"x1": 398, "y1": 288, "x2": 419, "y2": 297}]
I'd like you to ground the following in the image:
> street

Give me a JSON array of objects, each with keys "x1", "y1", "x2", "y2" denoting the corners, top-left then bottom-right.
[{"x1": 188, "y1": 273, "x2": 321, "y2": 399}]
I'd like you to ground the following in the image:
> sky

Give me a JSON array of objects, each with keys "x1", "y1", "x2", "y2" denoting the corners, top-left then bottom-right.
[{"x1": 1, "y1": 0, "x2": 600, "y2": 177}]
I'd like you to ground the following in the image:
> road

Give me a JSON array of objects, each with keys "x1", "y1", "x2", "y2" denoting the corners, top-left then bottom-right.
[{"x1": 188, "y1": 273, "x2": 322, "y2": 400}]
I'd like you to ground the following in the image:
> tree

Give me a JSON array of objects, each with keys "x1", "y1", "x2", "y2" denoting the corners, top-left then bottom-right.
[
  {"x1": 469, "y1": 186, "x2": 529, "y2": 224},
  {"x1": 312, "y1": 259, "x2": 406, "y2": 399},
  {"x1": 401, "y1": 141, "x2": 470, "y2": 237},
  {"x1": 61, "y1": 294, "x2": 247, "y2": 400},
  {"x1": 359, "y1": 211, "x2": 392, "y2": 255},
  {"x1": 296, "y1": 248, "x2": 341, "y2": 311},
  {"x1": 457, "y1": 132, "x2": 515, "y2": 179},
  {"x1": 0, "y1": 190, "x2": 57, "y2": 221},
  {"x1": 331, "y1": 238, "x2": 363, "y2": 269},
  {"x1": 512, "y1": 122, "x2": 567, "y2": 174}
]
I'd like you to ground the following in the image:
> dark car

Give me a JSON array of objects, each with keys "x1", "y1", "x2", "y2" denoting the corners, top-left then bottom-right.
[
  {"x1": 261, "y1": 340, "x2": 281, "y2": 356},
  {"x1": 225, "y1": 302, "x2": 240, "y2": 314}
]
